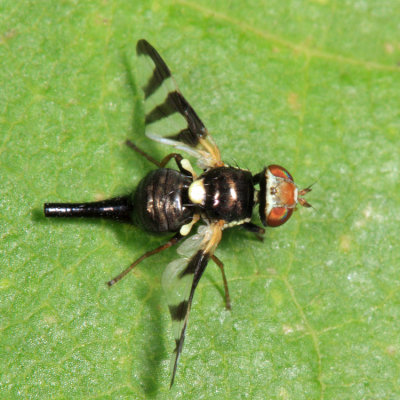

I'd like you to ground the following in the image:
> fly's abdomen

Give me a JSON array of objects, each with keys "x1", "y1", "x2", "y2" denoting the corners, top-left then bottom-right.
[{"x1": 132, "y1": 168, "x2": 193, "y2": 233}]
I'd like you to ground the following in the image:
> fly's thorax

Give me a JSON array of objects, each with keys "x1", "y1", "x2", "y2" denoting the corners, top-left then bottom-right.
[{"x1": 188, "y1": 167, "x2": 254, "y2": 223}]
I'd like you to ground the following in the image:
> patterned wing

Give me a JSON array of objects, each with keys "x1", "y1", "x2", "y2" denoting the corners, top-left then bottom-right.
[
  {"x1": 161, "y1": 222, "x2": 224, "y2": 386},
  {"x1": 136, "y1": 39, "x2": 222, "y2": 169}
]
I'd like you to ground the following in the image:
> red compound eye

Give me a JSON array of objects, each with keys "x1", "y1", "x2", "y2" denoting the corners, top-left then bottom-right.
[
  {"x1": 266, "y1": 207, "x2": 293, "y2": 227},
  {"x1": 259, "y1": 165, "x2": 298, "y2": 227},
  {"x1": 268, "y1": 165, "x2": 294, "y2": 182}
]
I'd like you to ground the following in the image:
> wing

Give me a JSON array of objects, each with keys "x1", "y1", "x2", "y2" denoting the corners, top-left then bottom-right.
[
  {"x1": 161, "y1": 221, "x2": 224, "y2": 387},
  {"x1": 136, "y1": 39, "x2": 223, "y2": 169}
]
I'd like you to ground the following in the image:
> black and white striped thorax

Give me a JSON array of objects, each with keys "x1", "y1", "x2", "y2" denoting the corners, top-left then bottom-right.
[{"x1": 188, "y1": 167, "x2": 254, "y2": 223}]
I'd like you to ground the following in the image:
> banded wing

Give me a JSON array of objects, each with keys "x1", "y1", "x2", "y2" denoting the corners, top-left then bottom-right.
[
  {"x1": 136, "y1": 39, "x2": 222, "y2": 169},
  {"x1": 161, "y1": 222, "x2": 224, "y2": 386}
]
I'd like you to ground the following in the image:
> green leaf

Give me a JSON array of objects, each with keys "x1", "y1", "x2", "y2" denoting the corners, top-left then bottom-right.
[{"x1": 1, "y1": 1, "x2": 399, "y2": 399}]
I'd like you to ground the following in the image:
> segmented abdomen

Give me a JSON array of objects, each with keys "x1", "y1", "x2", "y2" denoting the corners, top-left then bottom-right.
[{"x1": 132, "y1": 168, "x2": 193, "y2": 233}]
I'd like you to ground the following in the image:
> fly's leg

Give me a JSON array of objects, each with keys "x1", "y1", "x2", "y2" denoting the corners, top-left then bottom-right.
[
  {"x1": 159, "y1": 153, "x2": 192, "y2": 176},
  {"x1": 107, "y1": 233, "x2": 183, "y2": 287},
  {"x1": 125, "y1": 139, "x2": 191, "y2": 175},
  {"x1": 125, "y1": 139, "x2": 161, "y2": 167},
  {"x1": 211, "y1": 254, "x2": 231, "y2": 310},
  {"x1": 241, "y1": 222, "x2": 265, "y2": 242}
]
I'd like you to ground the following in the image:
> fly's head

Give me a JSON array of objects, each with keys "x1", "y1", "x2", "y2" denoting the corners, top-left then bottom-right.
[{"x1": 258, "y1": 165, "x2": 312, "y2": 227}]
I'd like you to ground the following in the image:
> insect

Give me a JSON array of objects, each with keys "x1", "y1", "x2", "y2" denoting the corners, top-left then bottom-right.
[{"x1": 44, "y1": 39, "x2": 312, "y2": 386}]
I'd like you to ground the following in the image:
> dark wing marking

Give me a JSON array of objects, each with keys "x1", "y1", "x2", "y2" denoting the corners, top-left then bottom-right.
[
  {"x1": 161, "y1": 222, "x2": 224, "y2": 386},
  {"x1": 136, "y1": 39, "x2": 222, "y2": 169},
  {"x1": 136, "y1": 39, "x2": 171, "y2": 99}
]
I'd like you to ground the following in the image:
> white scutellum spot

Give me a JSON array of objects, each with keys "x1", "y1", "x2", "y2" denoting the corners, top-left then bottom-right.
[{"x1": 188, "y1": 179, "x2": 206, "y2": 205}]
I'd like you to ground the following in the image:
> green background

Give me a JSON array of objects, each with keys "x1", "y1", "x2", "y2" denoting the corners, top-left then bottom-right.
[{"x1": 1, "y1": 1, "x2": 399, "y2": 399}]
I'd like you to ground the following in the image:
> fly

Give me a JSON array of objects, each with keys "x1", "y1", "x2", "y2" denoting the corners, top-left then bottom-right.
[{"x1": 44, "y1": 39, "x2": 312, "y2": 387}]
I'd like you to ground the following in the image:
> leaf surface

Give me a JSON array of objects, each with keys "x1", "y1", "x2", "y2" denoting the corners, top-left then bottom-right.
[{"x1": 1, "y1": 1, "x2": 399, "y2": 399}]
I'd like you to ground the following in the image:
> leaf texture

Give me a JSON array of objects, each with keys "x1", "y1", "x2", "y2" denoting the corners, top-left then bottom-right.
[{"x1": 1, "y1": 1, "x2": 400, "y2": 399}]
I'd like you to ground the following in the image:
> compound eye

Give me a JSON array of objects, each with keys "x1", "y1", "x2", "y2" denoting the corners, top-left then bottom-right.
[
  {"x1": 268, "y1": 165, "x2": 294, "y2": 182},
  {"x1": 266, "y1": 207, "x2": 293, "y2": 227}
]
